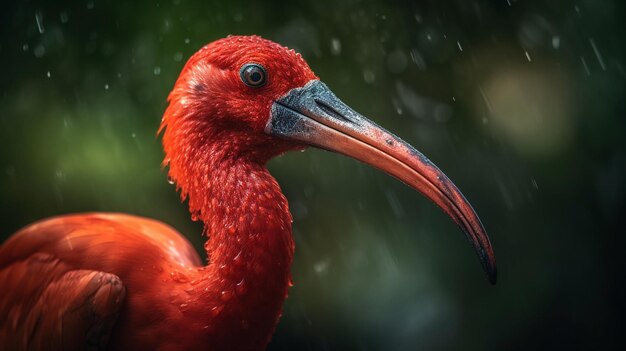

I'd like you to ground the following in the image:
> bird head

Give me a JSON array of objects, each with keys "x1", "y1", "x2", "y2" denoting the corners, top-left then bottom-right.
[
  {"x1": 161, "y1": 36, "x2": 316, "y2": 162},
  {"x1": 161, "y1": 35, "x2": 497, "y2": 284}
]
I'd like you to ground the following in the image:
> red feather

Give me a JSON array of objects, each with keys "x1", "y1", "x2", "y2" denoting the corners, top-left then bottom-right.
[
  {"x1": 1, "y1": 34, "x2": 497, "y2": 350},
  {"x1": 1, "y1": 36, "x2": 316, "y2": 350}
]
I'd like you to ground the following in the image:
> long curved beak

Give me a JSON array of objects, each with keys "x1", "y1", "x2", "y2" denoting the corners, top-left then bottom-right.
[{"x1": 266, "y1": 80, "x2": 496, "y2": 284}]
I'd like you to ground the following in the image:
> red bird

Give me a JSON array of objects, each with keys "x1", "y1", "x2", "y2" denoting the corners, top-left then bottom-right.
[{"x1": 0, "y1": 36, "x2": 496, "y2": 350}]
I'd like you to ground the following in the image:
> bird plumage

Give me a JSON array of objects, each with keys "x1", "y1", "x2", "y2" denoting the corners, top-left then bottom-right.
[
  {"x1": 1, "y1": 35, "x2": 496, "y2": 350},
  {"x1": 2, "y1": 36, "x2": 308, "y2": 351},
  {"x1": 0, "y1": 214, "x2": 199, "y2": 349}
]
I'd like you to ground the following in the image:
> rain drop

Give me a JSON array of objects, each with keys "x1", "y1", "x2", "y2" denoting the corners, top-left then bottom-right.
[
  {"x1": 153, "y1": 66, "x2": 161, "y2": 75},
  {"x1": 34, "y1": 45, "x2": 45, "y2": 58},
  {"x1": 363, "y1": 69, "x2": 375, "y2": 84},
  {"x1": 170, "y1": 271, "x2": 190, "y2": 283},
  {"x1": 233, "y1": 250, "x2": 243, "y2": 266},
  {"x1": 169, "y1": 291, "x2": 181, "y2": 304},
  {"x1": 524, "y1": 50, "x2": 532, "y2": 62},
  {"x1": 35, "y1": 12, "x2": 45, "y2": 34},
  {"x1": 218, "y1": 263, "x2": 228, "y2": 275},
  {"x1": 220, "y1": 290, "x2": 232, "y2": 302},
  {"x1": 235, "y1": 278, "x2": 246, "y2": 295},
  {"x1": 409, "y1": 49, "x2": 426, "y2": 70},
  {"x1": 581, "y1": 56, "x2": 591, "y2": 76},
  {"x1": 330, "y1": 38, "x2": 341, "y2": 55},
  {"x1": 210, "y1": 305, "x2": 224, "y2": 316},
  {"x1": 59, "y1": 11, "x2": 69, "y2": 23},
  {"x1": 589, "y1": 38, "x2": 606, "y2": 71},
  {"x1": 313, "y1": 258, "x2": 330, "y2": 275},
  {"x1": 552, "y1": 36, "x2": 560, "y2": 49}
]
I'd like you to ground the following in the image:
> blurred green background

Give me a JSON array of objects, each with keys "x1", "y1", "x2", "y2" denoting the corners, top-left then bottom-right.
[{"x1": 1, "y1": 0, "x2": 624, "y2": 350}]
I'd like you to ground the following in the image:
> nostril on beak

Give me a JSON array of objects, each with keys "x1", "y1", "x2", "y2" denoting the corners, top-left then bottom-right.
[{"x1": 314, "y1": 98, "x2": 355, "y2": 124}]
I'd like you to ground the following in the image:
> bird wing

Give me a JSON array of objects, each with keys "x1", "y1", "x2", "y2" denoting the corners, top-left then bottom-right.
[
  {"x1": 0, "y1": 253, "x2": 126, "y2": 350},
  {"x1": 0, "y1": 213, "x2": 202, "y2": 270},
  {"x1": 0, "y1": 213, "x2": 202, "y2": 349}
]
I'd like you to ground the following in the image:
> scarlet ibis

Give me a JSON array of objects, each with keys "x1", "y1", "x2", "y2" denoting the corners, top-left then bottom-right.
[{"x1": 0, "y1": 35, "x2": 496, "y2": 350}]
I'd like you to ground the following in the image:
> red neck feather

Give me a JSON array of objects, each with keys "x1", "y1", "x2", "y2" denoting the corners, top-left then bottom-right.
[
  {"x1": 161, "y1": 124, "x2": 296, "y2": 348},
  {"x1": 158, "y1": 36, "x2": 317, "y2": 348}
]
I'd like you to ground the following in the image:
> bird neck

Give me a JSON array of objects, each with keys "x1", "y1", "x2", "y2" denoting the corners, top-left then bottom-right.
[
  {"x1": 181, "y1": 137, "x2": 295, "y2": 347},
  {"x1": 200, "y1": 156, "x2": 295, "y2": 273}
]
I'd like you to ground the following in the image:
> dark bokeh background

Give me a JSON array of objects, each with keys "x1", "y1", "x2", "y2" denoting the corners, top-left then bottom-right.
[{"x1": 1, "y1": 0, "x2": 624, "y2": 350}]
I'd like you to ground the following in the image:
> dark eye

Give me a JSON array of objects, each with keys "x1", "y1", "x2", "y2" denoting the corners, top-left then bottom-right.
[{"x1": 240, "y1": 63, "x2": 267, "y2": 87}]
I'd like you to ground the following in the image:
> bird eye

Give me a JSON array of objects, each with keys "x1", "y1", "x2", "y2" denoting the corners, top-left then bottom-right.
[{"x1": 240, "y1": 63, "x2": 267, "y2": 87}]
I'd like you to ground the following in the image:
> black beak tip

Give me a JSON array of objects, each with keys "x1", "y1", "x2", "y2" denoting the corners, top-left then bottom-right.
[
  {"x1": 483, "y1": 258, "x2": 497, "y2": 285},
  {"x1": 477, "y1": 245, "x2": 497, "y2": 285},
  {"x1": 488, "y1": 267, "x2": 497, "y2": 285}
]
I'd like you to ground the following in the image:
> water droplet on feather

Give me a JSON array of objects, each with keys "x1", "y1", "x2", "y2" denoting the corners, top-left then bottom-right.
[
  {"x1": 221, "y1": 290, "x2": 232, "y2": 302},
  {"x1": 170, "y1": 271, "x2": 190, "y2": 283},
  {"x1": 236, "y1": 279, "x2": 246, "y2": 295},
  {"x1": 210, "y1": 305, "x2": 223, "y2": 316}
]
